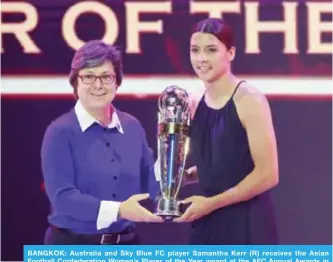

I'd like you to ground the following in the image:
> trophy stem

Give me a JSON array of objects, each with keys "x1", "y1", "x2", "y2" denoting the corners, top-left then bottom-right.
[
  {"x1": 156, "y1": 197, "x2": 181, "y2": 221},
  {"x1": 167, "y1": 134, "x2": 177, "y2": 191}
]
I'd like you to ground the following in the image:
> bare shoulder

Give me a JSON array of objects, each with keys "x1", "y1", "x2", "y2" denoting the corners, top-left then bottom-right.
[
  {"x1": 233, "y1": 82, "x2": 272, "y2": 125},
  {"x1": 234, "y1": 82, "x2": 269, "y2": 106}
]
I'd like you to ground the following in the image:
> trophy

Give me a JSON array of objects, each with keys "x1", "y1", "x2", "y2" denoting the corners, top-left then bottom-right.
[{"x1": 155, "y1": 85, "x2": 191, "y2": 221}]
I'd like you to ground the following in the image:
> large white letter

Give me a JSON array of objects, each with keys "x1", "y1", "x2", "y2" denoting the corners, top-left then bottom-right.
[
  {"x1": 245, "y1": 2, "x2": 298, "y2": 54},
  {"x1": 190, "y1": 1, "x2": 241, "y2": 18},
  {"x1": 1, "y1": 2, "x2": 40, "y2": 53},
  {"x1": 125, "y1": 2, "x2": 172, "y2": 54},
  {"x1": 306, "y1": 3, "x2": 332, "y2": 54},
  {"x1": 62, "y1": 1, "x2": 119, "y2": 50}
]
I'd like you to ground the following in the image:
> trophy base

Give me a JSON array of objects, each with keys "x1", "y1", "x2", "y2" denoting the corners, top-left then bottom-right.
[{"x1": 156, "y1": 198, "x2": 181, "y2": 222}]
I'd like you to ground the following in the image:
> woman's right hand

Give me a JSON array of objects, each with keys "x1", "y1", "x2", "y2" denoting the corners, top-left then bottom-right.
[{"x1": 118, "y1": 193, "x2": 164, "y2": 222}]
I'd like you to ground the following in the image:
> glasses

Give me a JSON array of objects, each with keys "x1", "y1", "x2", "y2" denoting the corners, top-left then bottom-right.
[{"x1": 78, "y1": 74, "x2": 116, "y2": 84}]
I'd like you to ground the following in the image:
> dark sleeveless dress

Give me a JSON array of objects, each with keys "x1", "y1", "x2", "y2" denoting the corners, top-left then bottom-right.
[{"x1": 189, "y1": 81, "x2": 278, "y2": 244}]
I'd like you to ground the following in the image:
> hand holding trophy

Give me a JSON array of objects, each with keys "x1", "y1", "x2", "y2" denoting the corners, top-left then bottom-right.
[{"x1": 155, "y1": 85, "x2": 191, "y2": 221}]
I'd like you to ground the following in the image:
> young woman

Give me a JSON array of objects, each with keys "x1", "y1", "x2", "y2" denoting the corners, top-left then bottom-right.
[{"x1": 174, "y1": 18, "x2": 279, "y2": 245}]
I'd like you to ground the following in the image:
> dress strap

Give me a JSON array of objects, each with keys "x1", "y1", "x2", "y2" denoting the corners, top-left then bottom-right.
[{"x1": 230, "y1": 80, "x2": 246, "y2": 99}]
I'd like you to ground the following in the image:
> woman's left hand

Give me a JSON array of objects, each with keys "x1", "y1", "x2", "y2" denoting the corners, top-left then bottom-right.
[{"x1": 174, "y1": 196, "x2": 216, "y2": 223}]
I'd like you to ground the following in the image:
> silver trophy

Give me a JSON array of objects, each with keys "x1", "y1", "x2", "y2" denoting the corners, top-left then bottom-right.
[{"x1": 155, "y1": 85, "x2": 191, "y2": 221}]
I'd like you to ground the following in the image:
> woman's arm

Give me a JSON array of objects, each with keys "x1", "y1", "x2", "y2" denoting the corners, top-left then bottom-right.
[
  {"x1": 209, "y1": 85, "x2": 279, "y2": 209},
  {"x1": 41, "y1": 124, "x2": 104, "y2": 222}
]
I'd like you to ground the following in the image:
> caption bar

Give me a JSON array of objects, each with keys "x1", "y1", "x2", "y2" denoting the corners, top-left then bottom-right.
[{"x1": 24, "y1": 245, "x2": 332, "y2": 262}]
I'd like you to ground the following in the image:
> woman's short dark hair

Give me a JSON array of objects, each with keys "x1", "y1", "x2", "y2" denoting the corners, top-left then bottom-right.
[
  {"x1": 191, "y1": 18, "x2": 235, "y2": 50},
  {"x1": 69, "y1": 40, "x2": 123, "y2": 97}
]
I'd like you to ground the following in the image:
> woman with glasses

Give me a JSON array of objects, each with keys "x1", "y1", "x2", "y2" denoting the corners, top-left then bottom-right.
[{"x1": 41, "y1": 40, "x2": 163, "y2": 245}]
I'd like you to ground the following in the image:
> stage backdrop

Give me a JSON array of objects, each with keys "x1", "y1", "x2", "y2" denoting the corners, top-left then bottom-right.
[
  {"x1": 1, "y1": 0, "x2": 332, "y2": 96},
  {"x1": 1, "y1": 0, "x2": 332, "y2": 261}
]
